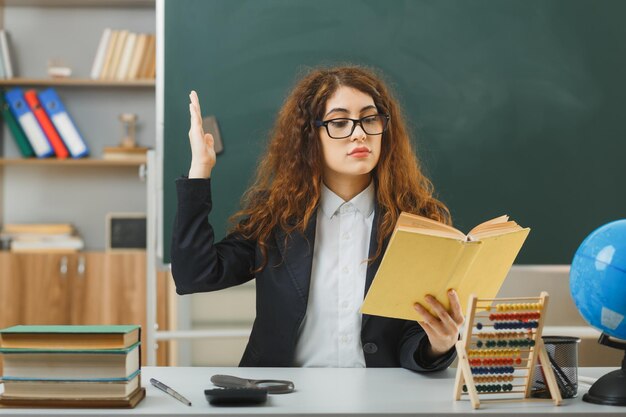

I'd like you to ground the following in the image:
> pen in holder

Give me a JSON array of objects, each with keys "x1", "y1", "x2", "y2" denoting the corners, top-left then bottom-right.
[{"x1": 531, "y1": 336, "x2": 581, "y2": 399}]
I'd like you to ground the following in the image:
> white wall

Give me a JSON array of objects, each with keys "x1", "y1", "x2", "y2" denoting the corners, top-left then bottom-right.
[{"x1": 182, "y1": 266, "x2": 622, "y2": 367}]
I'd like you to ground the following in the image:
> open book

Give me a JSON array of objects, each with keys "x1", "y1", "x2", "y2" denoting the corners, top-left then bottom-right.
[{"x1": 361, "y1": 212, "x2": 530, "y2": 321}]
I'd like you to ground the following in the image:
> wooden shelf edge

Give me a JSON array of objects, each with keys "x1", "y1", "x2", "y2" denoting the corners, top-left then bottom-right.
[
  {"x1": 0, "y1": 78, "x2": 155, "y2": 88},
  {"x1": 0, "y1": 158, "x2": 146, "y2": 167},
  {"x1": 1, "y1": 0, "x2": 154, "y2": 8}
]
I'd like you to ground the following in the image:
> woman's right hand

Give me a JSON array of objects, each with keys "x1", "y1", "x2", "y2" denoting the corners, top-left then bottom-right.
[{"x1": 188, "y1": 90, "x2": 217, "y2": 179}]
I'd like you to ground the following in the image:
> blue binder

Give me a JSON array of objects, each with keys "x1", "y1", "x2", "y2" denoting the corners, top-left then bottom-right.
[
  {"x1": 5, "y1": 88, "x2": 54, "y2": 158},
  {"x1": 38, "y1": 88, "x2": 89, "y2": 158}
]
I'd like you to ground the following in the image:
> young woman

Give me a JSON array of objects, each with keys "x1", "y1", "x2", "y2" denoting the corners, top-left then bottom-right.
[{"x1": 171, "y1": 65, "x2": 464, "y2": 370}]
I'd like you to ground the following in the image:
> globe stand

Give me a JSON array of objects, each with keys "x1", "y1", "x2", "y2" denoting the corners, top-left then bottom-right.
[{"x1": 583, "y1": 333, "x2": 626, "y2": 406}]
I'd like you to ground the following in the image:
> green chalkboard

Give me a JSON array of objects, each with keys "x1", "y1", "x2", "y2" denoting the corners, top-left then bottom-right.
[{"x1": 163, "y1": 0, "x2": 626, "y2": 264}]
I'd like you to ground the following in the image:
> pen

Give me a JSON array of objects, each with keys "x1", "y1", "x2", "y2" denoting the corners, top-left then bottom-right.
[{"x1": 150, "y1": 377, "x2": 192, "y2": 406}]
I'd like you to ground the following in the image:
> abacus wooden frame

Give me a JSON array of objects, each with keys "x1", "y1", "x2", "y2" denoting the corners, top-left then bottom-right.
[{"x1": 453, "y1": 291, "x2": 562, "y2": 409}]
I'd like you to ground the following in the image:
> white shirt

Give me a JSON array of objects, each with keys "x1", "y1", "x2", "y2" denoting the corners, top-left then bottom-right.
[{"x1": 294, "y1": 181, "x2": 375, "y2": 367}]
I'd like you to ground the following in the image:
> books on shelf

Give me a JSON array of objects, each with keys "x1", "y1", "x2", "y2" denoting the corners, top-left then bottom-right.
[
  {"x1": 116, "y1": 32, "x2": 137, "y2": 81},
  {"x1": 2, "y1": 223, "x2": 74, "y2": 235},
  {"x1": 4, "y1": 88, "x2": 54, "y2": 158},
  {"x1": 90, "y1": 28, "x2": 112, "y2": 80},
  {"x1": 24, "y1": 89, "x2": 70, "y2": 159},
  {"x1": 0, "y1": 29, "x2": 14, "y2": 79},
  {"x1": 3, "y1": 88, "x2": 89, "y2": 159},
  {"x1": 38, "y1": 88, "x2": 89, "y2": 158},
  {"x1": 360, "y1": 212, "x2": 530, "y2": 321},
  {"x1": 99, "y1": 29, "x2": 119, "y2": 80},
  {"x1": 108, "y1": 30, "x2": 128, "y2": 80},
  {"x1": 92, "y1": 29, "x2": 155, "y2": 81},
  {"x1": 1, "y1": 222, "x2": 84, "y2": 252},
  {"x1": 9, "y1": 236, "x2": 85, "y2": 252},
  {"x1": 127, "y1": 33, "x2": 148, "y2": 80},
  {"x1": 0, "y1": 92, "x2": 35, "y2": 157},
  {"x1": 0, "y1": 325, "x2": 144, "y2": 408}
]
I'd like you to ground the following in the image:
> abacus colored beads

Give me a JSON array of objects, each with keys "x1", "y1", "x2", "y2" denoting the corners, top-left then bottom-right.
[
  {"x1": 494, "y1": 321, "x2": 539, "y2": 330},
  {"x1": 489, "y1": 312, "x2": 542, "y2": 322},
  {"x1": 476, "y1": 322, "x2": 483, "y2": 330},
  {"x1": 496, "y1": 302, "x2": 543, "y2": 312},
  {"x1": 474, "y1": 384, "x2": 509, "y2": 393}
]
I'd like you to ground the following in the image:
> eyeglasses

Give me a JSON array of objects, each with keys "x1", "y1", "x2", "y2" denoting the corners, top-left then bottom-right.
[{"x1": 315, "y1": 114, "x2": 390, "y2": 139}]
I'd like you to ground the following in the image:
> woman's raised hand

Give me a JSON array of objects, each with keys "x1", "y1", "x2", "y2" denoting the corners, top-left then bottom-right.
[{"x1": 188, "y1": 90, "x2": 217, "y2": 179}]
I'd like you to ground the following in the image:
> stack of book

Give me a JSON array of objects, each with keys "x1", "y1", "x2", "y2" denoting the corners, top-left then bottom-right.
[
  {"x1": 1, "y1": 87, "x2": 89, "y2": 159},
  {"x1": 0, "y1": 325, "x2": 144, "y2": 408},
  {"x1": 90, "y1": 29, "x2": 156, "y2": 81},
  {"x1": 0, "y1": 223, "x2": 84, "y2": 253}
]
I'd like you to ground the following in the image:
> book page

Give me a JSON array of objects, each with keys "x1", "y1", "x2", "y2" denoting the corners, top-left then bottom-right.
[
  {"x1": 467, "y1": 215, "x2": 510, "y2": 236},
  {"x1": 469, "y1": 222, "x2": 523, "y2": 239},
  {"x1": 397, "y1": 225, "x2": 465, "y2": 241},
  {"x1": 396, "y1": 212, "x2": 465, "y2": 238}
]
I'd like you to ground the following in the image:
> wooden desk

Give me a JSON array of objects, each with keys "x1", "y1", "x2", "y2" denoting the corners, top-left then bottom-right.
[{"x1": 0, "y1": 367, "x2": 622, "y2": 416}]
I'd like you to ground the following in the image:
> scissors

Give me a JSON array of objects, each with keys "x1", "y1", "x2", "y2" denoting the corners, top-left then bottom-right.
[{"x1": 210, "y1": 374, "x2": 295, "y2": 394}]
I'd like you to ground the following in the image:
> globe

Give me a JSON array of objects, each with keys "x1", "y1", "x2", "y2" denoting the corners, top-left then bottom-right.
[
  {"x1": 570, "y1": 219, "x2": 626, "y2": 340},
  {"x1": 569, "y1": 219, "x2": 626, "y2": 406}
]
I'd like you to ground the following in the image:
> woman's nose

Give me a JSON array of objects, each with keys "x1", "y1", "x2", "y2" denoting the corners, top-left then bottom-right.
[{"x1": 351, "y1": 123, "x2": 367, "y2": 141}]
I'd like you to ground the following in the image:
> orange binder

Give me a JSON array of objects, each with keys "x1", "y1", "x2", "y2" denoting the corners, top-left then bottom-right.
[{"x1": 24, "y1": 90, "x2": 69, "y2": 159}]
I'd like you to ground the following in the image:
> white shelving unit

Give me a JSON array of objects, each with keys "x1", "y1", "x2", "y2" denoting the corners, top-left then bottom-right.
[{"x1": 0, "y1": 0, "x2": 161, "y2": 364}]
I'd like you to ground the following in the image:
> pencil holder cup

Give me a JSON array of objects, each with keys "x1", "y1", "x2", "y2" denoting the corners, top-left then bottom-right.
[{"x1": 531, "y1": 336, "x2": 581, "y2": 399}]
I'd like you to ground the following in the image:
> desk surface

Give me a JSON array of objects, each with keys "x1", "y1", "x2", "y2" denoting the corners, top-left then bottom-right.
[{"x1": 0, "y1": 367, "x2": 623, "y2": 416}]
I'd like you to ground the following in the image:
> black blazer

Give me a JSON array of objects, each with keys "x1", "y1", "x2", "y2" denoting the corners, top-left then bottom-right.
[{"x1": 171, "y1": 178, "x2": 456, "y2": 371}]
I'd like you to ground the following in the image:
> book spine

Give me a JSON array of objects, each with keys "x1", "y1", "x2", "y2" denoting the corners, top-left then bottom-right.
[
  {"x1": 90, "y1": 28, "x2": 112, "y2": 80},
  {"x1": 127, "y1": 33, "x2": 147, "y2": 80},
  {"x1": 138, "y1": 35, "x2": 155, "y2": 79},
  {"x1": 107, "y1": 30, "x2": 129, "y2": 81},
  {"x1": 0, "y1": 39, "x2": 6, "y2": 79},
  {"x1": 99, "y1": 30, "x2": 119, "y2": 80},
  {"x1": 37, "y1": 88, "x2": 89, "y2": 158},
  {"x1": 116, "y1": 32, "x2": 136, "y2": 81},
  {"x1": 146, "y1": 35, "x2": 156, "y2": 79},
  {"x1": 0, "y1": 93, "x2": 35, "y2": 157},
  {"x1": 24, "y1": 90, "x2": 70, "y2": 159},
  {"x1": 4, "y1": 88, "x2": 54, "y2": 158},
  {"x1": 0, "y1": 30, "x2": 14, "y2": 78}
]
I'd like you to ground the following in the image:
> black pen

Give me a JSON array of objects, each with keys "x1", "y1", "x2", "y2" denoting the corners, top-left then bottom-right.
[{"x1": 150, "y1": 377, "x2": 192, "y2": 406}]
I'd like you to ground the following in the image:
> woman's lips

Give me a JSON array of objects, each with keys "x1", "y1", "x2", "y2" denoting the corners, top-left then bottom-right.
[{"x1": 349, "y1": 147, "x2": 371, "y2": 158}]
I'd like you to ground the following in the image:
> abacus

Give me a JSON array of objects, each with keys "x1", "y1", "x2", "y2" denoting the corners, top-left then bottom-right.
[{"x1": 453, "y1": 291, "x2": 562, "y2": 409}]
